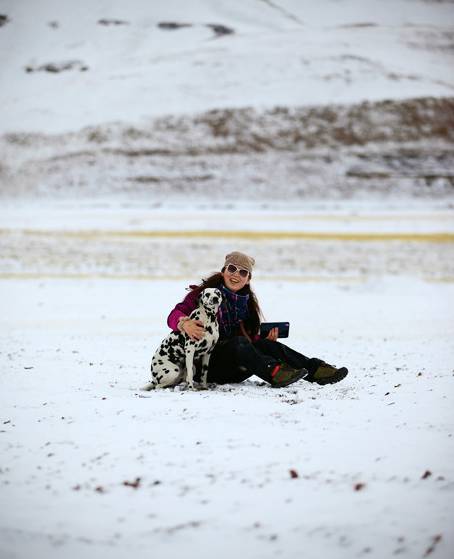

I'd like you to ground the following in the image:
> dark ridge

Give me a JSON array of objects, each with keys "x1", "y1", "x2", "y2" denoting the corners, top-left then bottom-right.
[
  {"x1": 340, "y1": 22, "x2": 378, "y2": 28},
  {"x1": 188, "y1": 97, "x2": 454, "y2": 151},
  {"x1": 25, "y1": 60, "x2": 89, "y2": 73},
  {"x1": 158, "y1": 22, "x2": 192, "y2": 30},
  {"x1": 206, "y1": 24, "x2": 234, "y2": 37},
  {"x1": 98, "y1": 19, "x2": 129, "y2": 26},
  {"x1": 128, "y1": 174, "x2": 214, "y2": 184},
  {"x1": 106, "y1": 148, "x2": 175, "y2": 157}
]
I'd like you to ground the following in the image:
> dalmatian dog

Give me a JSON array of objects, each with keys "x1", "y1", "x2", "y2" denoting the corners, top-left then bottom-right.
[{"x1": 145, "y1": 288, "x2": 222, "y2": 390}]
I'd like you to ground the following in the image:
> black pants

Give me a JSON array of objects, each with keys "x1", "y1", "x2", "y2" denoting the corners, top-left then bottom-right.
[{"x1": 207, "y1": 336, "x2": 322, "y2": 384}]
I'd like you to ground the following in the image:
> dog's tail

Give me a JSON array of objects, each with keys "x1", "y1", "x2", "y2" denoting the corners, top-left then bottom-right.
[{"x1": 142, "y1": 362, "x2": 156, "y2": 391}]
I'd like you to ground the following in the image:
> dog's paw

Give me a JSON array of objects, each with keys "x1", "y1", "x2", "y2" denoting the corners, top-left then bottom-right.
[
  {"x1": 141, "y1": 382, "x2": 156, "y2": 391},
  {"x1": 189, "y1": 383, "x2": 210, "y2": 391}
]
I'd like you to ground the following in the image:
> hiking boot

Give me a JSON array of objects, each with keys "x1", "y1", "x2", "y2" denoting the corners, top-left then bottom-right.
[
  {"x1": 270, "y1": 363, "x2": 308, "y2": 388},
  {"x1": 305, "y1": 361, "x2": 348, "y2": 385}
]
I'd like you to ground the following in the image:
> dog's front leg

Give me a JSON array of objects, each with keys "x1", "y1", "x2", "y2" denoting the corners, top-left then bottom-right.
[
  {"x1": 200, "y1": 352, "x2": 211, "y2": 389},
  {"x1": 185, "y1": 345, "x2": 196, "y2": 390}
]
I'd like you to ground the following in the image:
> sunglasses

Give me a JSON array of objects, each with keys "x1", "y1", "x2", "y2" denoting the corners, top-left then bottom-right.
[{"x1": 226, "y1": 263, "x2": 249, "y2": 278}]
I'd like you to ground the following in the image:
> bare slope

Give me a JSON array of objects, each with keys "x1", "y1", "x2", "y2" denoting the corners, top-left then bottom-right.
[{"x1": 1, "y1": 97, "x2": 453, "y2": 203}]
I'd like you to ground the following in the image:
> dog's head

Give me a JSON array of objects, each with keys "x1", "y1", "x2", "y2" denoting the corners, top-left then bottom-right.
[{"x1": 199, "y1": 288, "x2": 222, "y2": 312}]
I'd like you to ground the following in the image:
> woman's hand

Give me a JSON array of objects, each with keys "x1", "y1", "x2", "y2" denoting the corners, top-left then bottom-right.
[
  {"x1": 182, "y1": 319, "x2": 205, "y2": 341},
  {"x1": 266, "y1": 327, "x2": 278, "y2": 342},
  {"x1": 239, "y1": 320, "x2": 252, "y2": 342}
]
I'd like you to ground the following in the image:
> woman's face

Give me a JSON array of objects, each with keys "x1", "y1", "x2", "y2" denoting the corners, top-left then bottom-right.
[{"x1": 222, "y1": 264, "x2": 250, "y2": 292}]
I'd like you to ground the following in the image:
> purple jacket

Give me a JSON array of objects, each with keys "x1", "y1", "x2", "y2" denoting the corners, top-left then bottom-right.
[{"x1": 167, "y1": 289, "x2": 201, "y2": 331}]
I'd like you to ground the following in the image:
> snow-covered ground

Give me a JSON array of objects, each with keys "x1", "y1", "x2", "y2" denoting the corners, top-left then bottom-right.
[
  {"x1": 1, "y1": 277, "x2": 454, "y2": 559},
  {"x1": 3, "y1": 205, "x2": 454, "y2": 234},
  {"x1": 1, "y1": 205, "x2": 454, "y2": 282},
  {"x1": 1, "y1": 203, "x2": 454, "y2": 559}
]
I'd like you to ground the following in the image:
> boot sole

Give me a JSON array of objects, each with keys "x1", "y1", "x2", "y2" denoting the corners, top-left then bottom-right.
[
  {"x1": 271, "y1": 368, "x2": 309, "y2": 388},
  {"x1": 313, "y1": 367, "x2": 348, "y2": 385}
]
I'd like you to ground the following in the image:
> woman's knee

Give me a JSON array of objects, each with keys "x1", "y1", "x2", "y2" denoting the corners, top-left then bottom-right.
[
  {"x1": 231, "y1": 336, "x2": 251, "y2": 348},
  {"x1": 253, "y1": 338, "x2": 279, "y2": 351},
  {"x1": 215, "y1": 336, "x2": 253, "y2": 362},
  {"x1": 229, "y1": 336, "x2": 253, "y2": 355}
]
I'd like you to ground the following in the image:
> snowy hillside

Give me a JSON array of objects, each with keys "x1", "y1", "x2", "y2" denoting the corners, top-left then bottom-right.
[
  {"x1": 1, "y1": 0, "x2": 453, "y2": 205},
  {"x1": 1, "y1": 0, "x2": 454, "y2": 205},
  {"x1": 0, "y1": 0, "x2": 453, "y2": 134}
]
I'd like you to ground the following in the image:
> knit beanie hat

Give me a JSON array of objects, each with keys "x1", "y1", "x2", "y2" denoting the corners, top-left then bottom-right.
[{"x1": 223, "y1": 251, "x2": 255, "y2": 274}]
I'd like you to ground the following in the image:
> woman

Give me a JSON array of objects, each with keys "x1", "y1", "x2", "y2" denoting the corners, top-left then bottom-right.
[{"x1": 166, "y1": 251, "x2": 348, "y2": 388}]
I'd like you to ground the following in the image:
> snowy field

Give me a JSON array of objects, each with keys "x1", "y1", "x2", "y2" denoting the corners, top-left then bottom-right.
[
  {"x1": 1, "y1": 202, "x2": 453, "y2": 559},
  {"x1": 1, "y1": 275, "x2": 454, "y2": 559},
  {"x1": 1, "y1": 0, "x2": 454, "y2": 557},
  {"x1": 1, "y1": 205, "x2": 454, "y2": 282}
]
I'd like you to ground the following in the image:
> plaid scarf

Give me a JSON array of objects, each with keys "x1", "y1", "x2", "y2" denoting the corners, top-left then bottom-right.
[{"x1": 218, "y1": 284, "x2": 250, "y2": 340}]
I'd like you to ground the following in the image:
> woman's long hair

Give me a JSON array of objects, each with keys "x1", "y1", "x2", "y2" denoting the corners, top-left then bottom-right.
[{"x1": 188, "y1": 270, "x2": 263, "y2": 336}]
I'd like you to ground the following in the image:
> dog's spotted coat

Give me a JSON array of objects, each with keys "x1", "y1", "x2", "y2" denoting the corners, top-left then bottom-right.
[{"x1": 147, "y1": 288, "x2": 222, "y2": 390}]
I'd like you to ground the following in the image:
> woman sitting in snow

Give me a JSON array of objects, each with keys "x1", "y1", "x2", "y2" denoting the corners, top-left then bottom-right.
[{"x1": 167, "y1": 251, "x2": 348, "y2": 388}]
